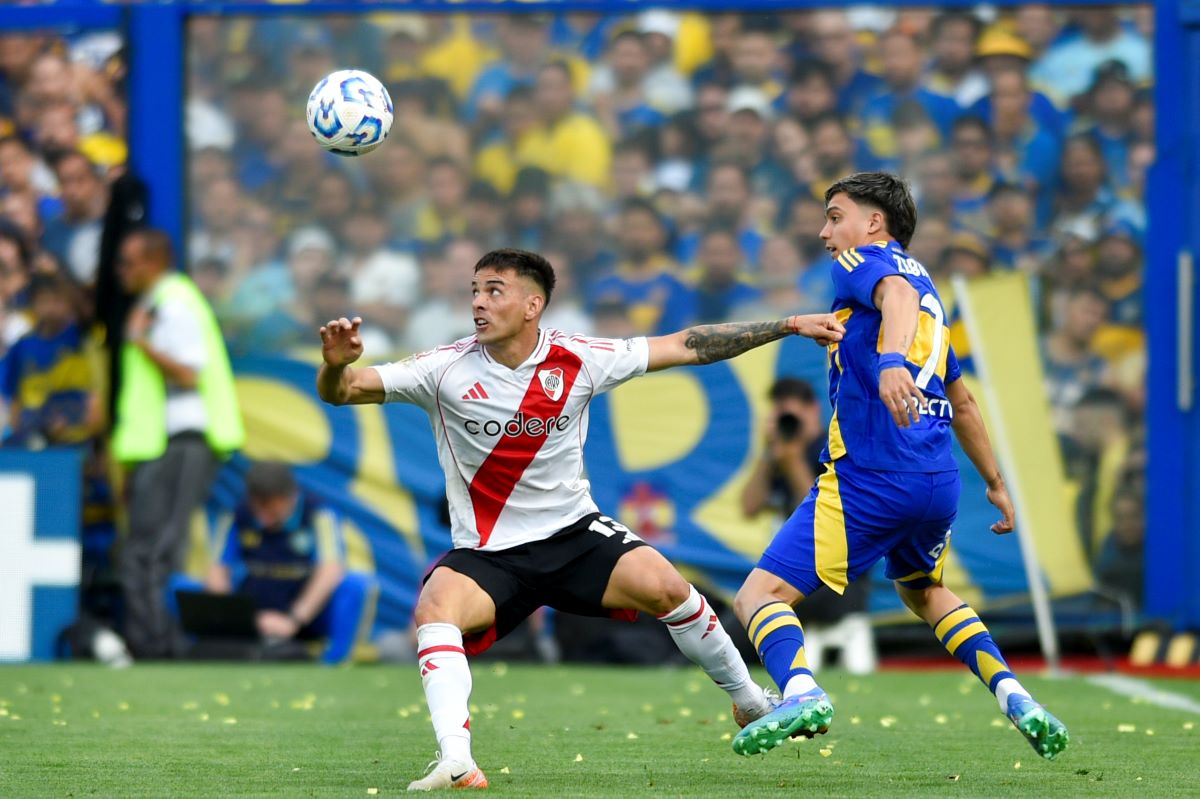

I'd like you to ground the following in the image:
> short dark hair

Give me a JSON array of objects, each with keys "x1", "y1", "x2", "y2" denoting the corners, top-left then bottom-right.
[
  {"x1": 28, "y1": 272, "x2": 72, "y2": 302},
  {"x1": 951, "y1": 114, "x2": 993, "y2": 144},
  {"x1": 930, "y1": 10, "x2": 983, "y2": 41},
  {"x1": 824, "y1": 172, "x2": 918, "y2": 248},
  {"x1": 769, "y1": 377, "x2": 816, "y2": 404},
  {"x1": 245, "y1": 461, "x2": 298, "y2": 500},
  {"x1": 127, "y1": 228, "x2": 175, "y2": 268},
  {"x1": 474, "y1": 248, "x2": 556, "y2": 305}
]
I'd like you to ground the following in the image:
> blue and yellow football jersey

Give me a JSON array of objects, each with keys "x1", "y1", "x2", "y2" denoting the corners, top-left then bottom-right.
[{"x1": 820, "y1": 240, "x2": 961, "y2": 473}]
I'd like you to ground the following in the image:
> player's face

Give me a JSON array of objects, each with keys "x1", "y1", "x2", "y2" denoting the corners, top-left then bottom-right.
[
  {"x1": 471, "y1": 267, "x2": 542, "y2": 345},
  {"x1": 820, "y1": 193, "x2": 885, "y2": 258}
]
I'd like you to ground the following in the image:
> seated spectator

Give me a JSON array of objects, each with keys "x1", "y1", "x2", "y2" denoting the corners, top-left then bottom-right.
[
  {"x1": 677, "y1": 161, "x2": 765, "y2": 267},
  {"x1": 0, "y1": 135, "x2": 61, "y2": 223},
  {"x1": 690, "y1": 13, "x2": 740, "y2": 89},
  {"x1": 984, "y1": 65, "x2": 1062, "y2": 211},
  {"x1": 634, "y1": 10, "x2": 694, "y2": 114},
  {"x1": 473, "y1": 85, "x2": 540, "y2": 196},
  {"x1": 389, "y1": 80, "x2": 470, "y2": 166},
  {"x1": 745, "y1": 234, "x2": 808, "y2": 316},
  {"x1": 341, "y1": 199, "x2": 420, "y2": 349},
  {"x1": 588, "y1": 199, "x2": 691, "y2": 335},
  {"x1": 547, "y1": 181, "x2": 616, "y2": 293},
  {"x1": 1041, "y1": 287, "x2": 1110, "y2": 432},
  {"x1": 807, "y1": 10, "x2": 884, "y2": 117},
  {"x1": 462, "y1": 180, "x2": 508, "y2": 252},
  {"x1": 188, "y1": 176, "x2": 244, "y2": 271},
  {"x1": 783, "y1": 59, "x2": 839, "y2": 127},
  {"x1": 1093, "y1": 488, "x2": 1144, "y2": 610},
  {"x1": 506, "y1": 167, "x2": 552, "y2": 253},
  {"x1": 0, "y1": 223, "x2": 33, "y2": 351},
  {"x1": 590, "y1": 30, "x2": 665, "y2": 140},
  {"x1": 987, "y1": 182, "x2": 1054, "y2": 273},
  {"x1": 729, "y1": 22, "x2": 784, "y2": 103},
  {"x1": 414, "y1": 156, "x2": 468, "y2": 249},
  {"x1": 805, "y1": 111, "x2": 857, "y2": 199},
  {"x1": 779, "y1": 193, "x2": 835, "y2": 311},
  {"x1": 1050, "y1": 133, "x2": 1144, "y2": 242},
  {"x1": 939, "y1": 231, "x2": 992, "y2": 279},
  {"x1": 924, "y1": 10, "x2": 988, "y2": 108},
  {"x1": 2, "y1": 273, "x2": 96, "y2": 447},
  {"x1": 523, "y1": 61, "x2": 611, "y2": 189},
  {"x1": 1030, "y1": 7, "x2": 1151, "y2": 106},
  {"x1": 171, "y1": 461, "x2": 376, "y2": 664},
  {"x1": 610, "y1": 135, "x2": 656, "y2": 202},
  {"x1": 860, "y1": 27, "x2": 961, "y2": 165},
  {"x1": 369, "y1": 134, "x2": 427, "y2": 245},
  {"x1": 404, "y1": 239, "x2": 481, "y2": 353},
  {"x1": 682, "y1": 226, "x2": 762, "y2": 323},
  {"x1": 947, "y1": 116, "x2": 1001, "y2": 235},
  {"x1": 1079, "y1": 60, "x2": 1138, "y2": 190},
  {"x1": 42, "y1": 151, "x2": 107, "y2": 286},
  {"x1": 1090, "y1": 221, "x2": 1144, "y2": 364}
]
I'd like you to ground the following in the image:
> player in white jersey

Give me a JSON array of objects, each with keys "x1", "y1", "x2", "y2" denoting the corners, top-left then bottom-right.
[{"x1": 317, "y1": 248, "x2": 845, "y2": 791}]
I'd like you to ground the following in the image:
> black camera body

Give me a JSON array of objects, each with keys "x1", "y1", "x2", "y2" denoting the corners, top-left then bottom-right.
[{"x1": 776, "y1": 412, "x2": 802, "y2": 441}]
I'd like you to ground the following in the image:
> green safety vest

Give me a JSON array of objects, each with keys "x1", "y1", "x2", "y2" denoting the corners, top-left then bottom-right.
[{"x1": 112, "y1": 272, "x2": 245, "y2": 464}]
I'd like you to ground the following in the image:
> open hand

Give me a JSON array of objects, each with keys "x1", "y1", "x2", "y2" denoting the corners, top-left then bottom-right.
[
  {"x1": 319, "y1": 316, "x2": 364, "y2": 367},
  {"x1": 788, "y1": 314, "x2": 844, "y2": 346},
  {"x1": 879, "y1": 364, "x2": 925, "y2": 428}
]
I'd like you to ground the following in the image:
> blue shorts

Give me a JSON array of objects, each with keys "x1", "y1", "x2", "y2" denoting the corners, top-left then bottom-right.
[{"x1": 757, "y1": 457, "x2": 960, "y2": 596}]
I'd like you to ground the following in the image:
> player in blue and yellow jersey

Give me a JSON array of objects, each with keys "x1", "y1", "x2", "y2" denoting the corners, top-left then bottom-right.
[{"x1": 730, "y1": 173, "x2": 1068, "y2": 760}]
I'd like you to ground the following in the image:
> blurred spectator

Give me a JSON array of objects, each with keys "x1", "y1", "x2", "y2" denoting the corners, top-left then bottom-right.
[
  {"x1": 750, "y1": 235, "x2": 807, "y2": 316},
  {"x1": 783, "y1": 59, "x2": 838, "y2": 126},
  {"x1": 1030, "y1": 8, "x2": 1151, "y2": 104},
  {"x1": 947, "y1": 116, "x2": 1000, "y2": 235},
  {"x1": 463, "y1": 180, "x2": 508, "y2": 252},
  {"x1": 984, "y1": 65, "x2": 1062, "y2": 205},
  {"x1": 730, "y1": 22, "x2": 784, "y2": 101},
  {"x1": 1051, "y1": 133, "x2": 1143, "y2": 243},
  {"x1": 43, "y1": 151, "x2": 107, "y2": 286},
  {"x1": 370, "y1": 135, "x2": 427, "y2": 243},
  {"x1": 807, "y1": 112, "x2": 857, "y2": 195},
  {"x1": 677, "y1": 161, "x2": 764, "y2": 267},
  {"x1": 473, "y1": 85, "x2": 539, "y2": 196},
  {"x1": 2, "y1": 273, "x2": 97, "y2": 448},
  {"x1": 1041, "y1": 287, "x2": 1110, "y2": 433},
  {"x1": 173, "y1": 460, "x2": 376, "y2": 664},
  {"x1": 1090, "y1": 222, "x2": 1144, "y2": 366},
  {"x1": 939, "y1": 231, "x2": 992, "y2": 279},
  {"x1": 690, "y1": 13, "x2": 740, "y2": 89},
  {"x1": 987, "y1": 182, "x2": 1054, "y2": 273},
  {"x1": 415, "y1": 156, "x2": 468, "y2": 248},
  {"x1": 507, "y1": 167, "x2": 553, "y2": 252},
  {"x1": 807, "y1": 10, "x2": 884, "y2": 116},
  {"x1": 112, "y1": 229, "x2": 244, "y2": 659},
  {"x1": 189, "y1": 176, "x2": 243, "y2": 270},
  {"x1": 925, "y1": 10, "x2": 988, "y2": 107},
  {"x1": 527, "y1": 61, "x2": 611, "y2": 189},
  {"x1": 540, "y1": 249, "x2": 593, "y2": 335},
  {"x1": 0, "y1": 135, "x2": 60, "y2": 223},
  {"x1": 589, "y1": 199, "x2": 691, "y2": 335},
  {"x1": 465, "y1": 15, "x2": 556, "y2": 129},
  {"x1": 611, "y1": 136, "x2": 656, "y2": 202},
  {"x1": 860, "y1": 28, "x2": 961, "y2": 165},
  {"x1": 634, "y1": 10, "x2": 694, "y2": 114},
  {"x1": 1093, "y1": 487, "x2": 1144, "y2": 609},
  {"x1": 341, "y1": 199, "x2": 420, "y2": 350},
  {"x1": 1080, "y1": 60, "x2": 1138, "y2": 189},
  {"x1": 683, "y1": 226, "x2": 761, "y2": 323},
  {"x1": 404, "y1": 238, "x2": 481, "y2": 353},
  {"x1": 590, "y1": 31, "x2": 664, "y2": 140},
  {"x1": 547, "y1": 181, "x2": 616, "y2": 292}
]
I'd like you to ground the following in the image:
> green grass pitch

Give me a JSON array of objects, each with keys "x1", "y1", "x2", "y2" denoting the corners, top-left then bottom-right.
[{"x1": 0, "y1": 663, "x2": 1196, "y2": 797}]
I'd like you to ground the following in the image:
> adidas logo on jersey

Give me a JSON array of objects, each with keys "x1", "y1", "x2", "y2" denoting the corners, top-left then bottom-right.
[{"x1": 462, "y1": 382, "x2": 489, "y2": 400}]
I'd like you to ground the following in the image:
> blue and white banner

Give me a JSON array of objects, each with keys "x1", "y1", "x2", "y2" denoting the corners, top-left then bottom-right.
[{"x1": 0, "y1": 449, "x2": 82, "y2": 662}]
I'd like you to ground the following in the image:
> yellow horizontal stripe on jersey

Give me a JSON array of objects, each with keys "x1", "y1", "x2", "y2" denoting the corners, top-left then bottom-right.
[
  {"x1": 933, "y1": 607, "x2": 976, "y2": 641},
  {"x1": 814, "y1": 465, "x2": 849, "y2": 594},
  {"x1": 751, "y1": 615, "x2": 802, "y2": 650},
  {"x1": 944, "y1": 621, "x2": 988, "y2": 655}
]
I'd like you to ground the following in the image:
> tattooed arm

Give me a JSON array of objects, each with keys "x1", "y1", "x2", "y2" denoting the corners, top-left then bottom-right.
[{"x1": 646, "y1": 315, "x2": 844, "y2": 372}]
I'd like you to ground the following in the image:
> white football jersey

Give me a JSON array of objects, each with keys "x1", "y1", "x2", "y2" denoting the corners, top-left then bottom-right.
[{"x1": 372, "y1": 328, "x2": 650, "y2": 551}]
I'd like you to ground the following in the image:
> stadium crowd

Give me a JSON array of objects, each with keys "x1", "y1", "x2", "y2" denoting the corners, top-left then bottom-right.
[{"x1": 0, "y1": 6, "x2": 1151, "y2": 623}]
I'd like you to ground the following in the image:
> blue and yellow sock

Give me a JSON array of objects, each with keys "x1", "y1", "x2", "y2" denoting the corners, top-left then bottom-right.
[
  {"x1": 747, "y1": 602, "x2": 819, "y2": 698},
  {"x1": 933, "y1": 604, "x2": 1028, "y2": 711}
]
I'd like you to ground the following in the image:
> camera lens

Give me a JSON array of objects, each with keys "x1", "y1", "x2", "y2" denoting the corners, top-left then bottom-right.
[{"x1": 777, "y1": 413, "x2": 801, "y2": 440}]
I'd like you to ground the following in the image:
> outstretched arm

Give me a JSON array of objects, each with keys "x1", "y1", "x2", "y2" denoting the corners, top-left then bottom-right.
[
  {"x1": 946, "y1": 378, "x2": 1015, "y2": 534},
  {"x1": 316, "y1": 317, "x2": 386, "y2": 405},
  {"x1": 646, "y1": 314, "x2": 844, "y2": 372}
]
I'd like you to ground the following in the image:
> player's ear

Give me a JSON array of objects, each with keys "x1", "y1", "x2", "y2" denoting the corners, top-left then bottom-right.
[
  {"x1": 526, "y1": 292, "x2": 544, "y2": 320},
  {"x1": 867, "y1": 209, "x2": 885, "y2": 237}
]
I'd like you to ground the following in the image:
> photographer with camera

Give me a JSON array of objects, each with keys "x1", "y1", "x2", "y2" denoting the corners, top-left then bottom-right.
[{"x1": 741, "y1": 376, "x2": 876, "y2": 674}]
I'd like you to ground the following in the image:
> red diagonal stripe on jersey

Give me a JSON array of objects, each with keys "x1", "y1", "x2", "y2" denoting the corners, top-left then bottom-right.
[
  {"x1": 475, "y1": 382, "x2": 489, "y2": 399},
  {"x1": 469, "y1": 345, "x2": 582, "y2": 545}
]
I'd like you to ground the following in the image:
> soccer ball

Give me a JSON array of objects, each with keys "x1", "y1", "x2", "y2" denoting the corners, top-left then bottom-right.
[{"x1": 305, "y1": 69, "x2": 393, "y2": 157}]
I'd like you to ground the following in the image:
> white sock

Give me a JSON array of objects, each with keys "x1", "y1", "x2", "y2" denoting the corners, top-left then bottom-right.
[
  {"x1": 994, "y1": 677, "x2": 1030, "y2": 712},
  {"x1": 659, "y1": 585, "x2": 767, "y2": 713},
  {"x1": 783, "y1": 673, "x2": 819, "y2": 698},
  {"x1": 416, "y1": 623, "x2": 474, "y2": 765}
]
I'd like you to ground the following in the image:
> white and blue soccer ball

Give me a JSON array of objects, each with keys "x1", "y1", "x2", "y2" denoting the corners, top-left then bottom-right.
[{"x1": 306, "y1": 69, "x2": 393, "y2": 157}]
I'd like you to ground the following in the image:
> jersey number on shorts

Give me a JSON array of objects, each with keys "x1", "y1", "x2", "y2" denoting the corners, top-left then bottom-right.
[{"x1": 590, "y1": 516, "x2": 642, "y2": 545}]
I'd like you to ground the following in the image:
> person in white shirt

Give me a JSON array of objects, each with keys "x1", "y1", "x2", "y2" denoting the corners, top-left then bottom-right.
[{"x1": 317, "y1": 247, "x2": 844, "y2": 791}]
